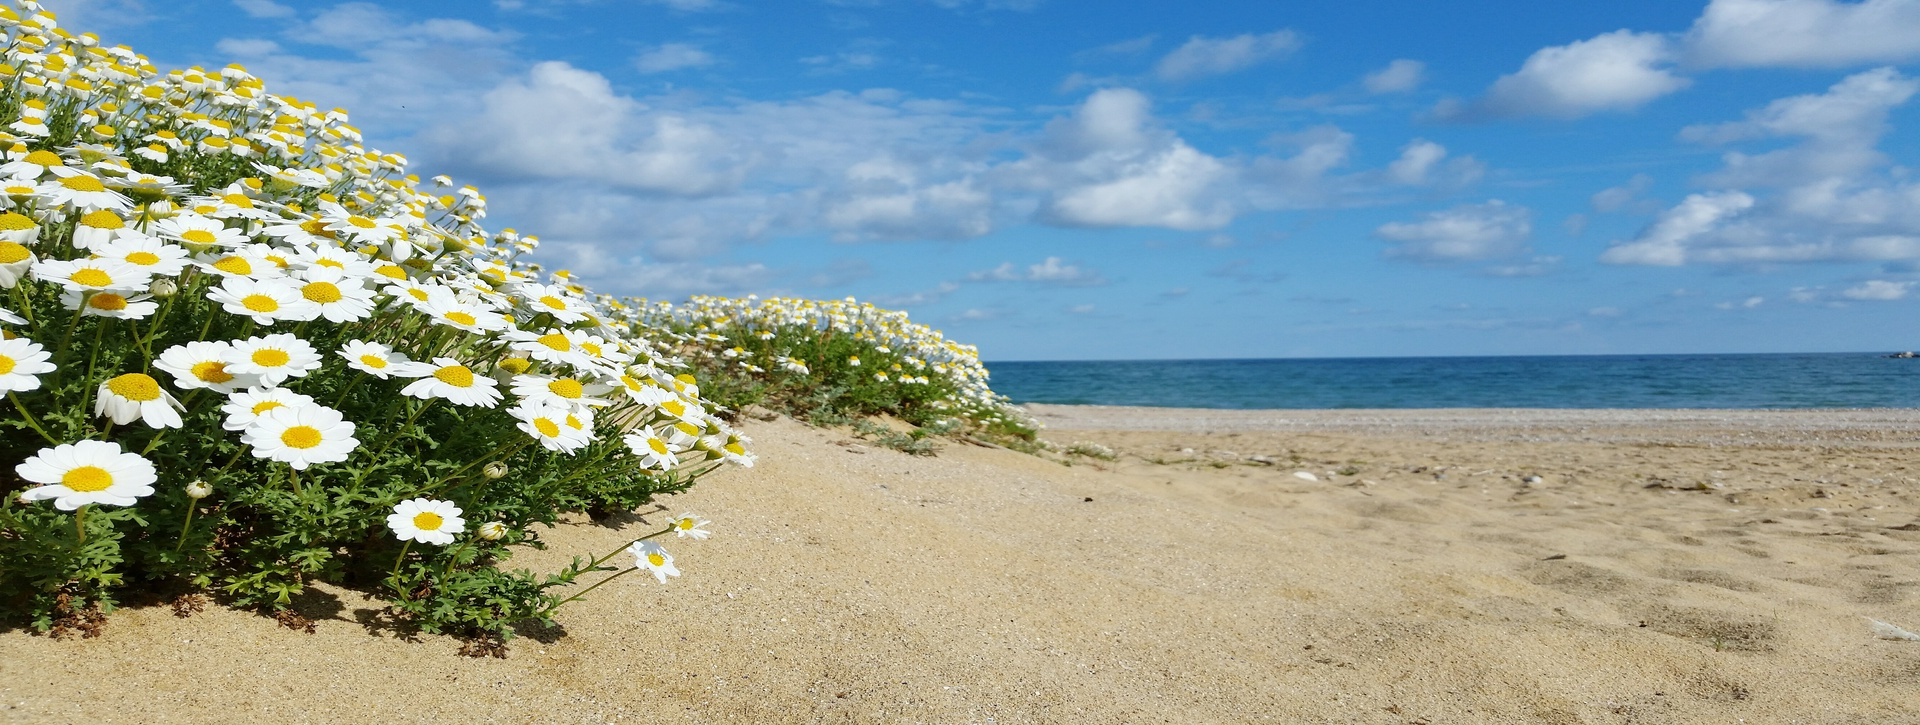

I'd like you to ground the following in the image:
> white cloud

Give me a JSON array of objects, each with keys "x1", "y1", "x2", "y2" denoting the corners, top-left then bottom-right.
[
  {"x1": 233, "y1": 0, "x2": 294, "y2": 18},
  {"x1": 635, "y1": 43, "x2": 716, "y2": 74},
  {"x1": 216, "y1": 38, "x2": 282, "y2": 56},
  {"x1": 1686, "y1": 0, "x2": 1920, "y2": 68},
  {"x1": 1843, "y1": 279, "x2": 1912, "y2": 300},
  {"x1": 644, "y1": 0, "x2": 722, "y2": 11},
  {"x1": 1463, "y1": 30, "x2": 1689, "y2": 119},
  {"x1": 966, "y1": 257, "x2": 1104, "y2": 286},
  {"x1": 39, "y1": 0, "x2": 150, "y2": 28},
  {"x1": 1012, "y1": 88, "x2": 1236, "y2": 230},
  {"x1": 1376, "y1": 200, "x2": 1534, "y2": 264},
  {"x1": 1386, "y1": 139, "x2": 1447, "y2": 185},
  {"x1": 1363, "y1": 59, "x2": 1425, "y2": 94},
  {"x1": 1154, "y1": 30, "x2": 1300, "y2": 82},
  {"x1": 1681, "y1": 67, "x2": 1917, "y2": 187},
  {"x1": 1599, "y1": 191, "x2": 1756, "y2": 266},
  {"x1": 1715, "y1": 295, "x2": 1766, "y2": 309},
  {"x1": 1068, "y1": 303, "x2": 1096, "y2": 314},
  {"x1": 1591, "y1": 173, "x2": 1655, "y2": 213}
]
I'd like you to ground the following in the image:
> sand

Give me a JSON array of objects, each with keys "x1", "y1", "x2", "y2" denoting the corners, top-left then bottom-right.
[{"x1": 4, "y1": 405, "x2": 1920, "y2": 723}]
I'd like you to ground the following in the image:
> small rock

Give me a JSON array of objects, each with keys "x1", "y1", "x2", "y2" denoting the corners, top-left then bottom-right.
[
  {"x1": 1293, "y1": 471, "x2": 1319, "y2": 482},
  {"x1": 1522, "y1": 475, "x2": 1543, "y2": 486},
  {"x1": 1870, "y1": 618, "x2": 1920, "y2": 641},
  {"x1": 1248, "y1": 455, "x2": 1275, "y2": 466}
]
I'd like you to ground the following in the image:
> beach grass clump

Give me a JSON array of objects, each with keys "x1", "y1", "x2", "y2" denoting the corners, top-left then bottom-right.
[
  {"x1": 631, "y1": 295, "x2": 1038, "y2": 448},
  {"x1": 0, "y1": 2, "x2": 750, "y2": 643}
]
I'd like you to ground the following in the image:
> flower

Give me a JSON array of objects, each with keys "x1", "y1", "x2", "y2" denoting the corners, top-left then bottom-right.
[
  {"x1": 337, "y1": 339, "x2": 409, "y2": 379},
  {"x1": 33, "y1": 257, "x2": 149, "y2": 293},
  {"x1": 155, "y1": 340, "x2": 256, "y2": 393},
  {"x1": 221, "y1": 386, "x2": 316, "y2": 431},
  {"x1": 61, "y1": 288, "x2": 157, "y2": 319},
  {"x1": 509, "y1": 373, "x2": 613, "y2": 410},
  {"x1": 91, "y1": 233, "x2": 192, "y2": 277},
  {"x1": 397, "y1": 357, "x2": 502, "y2": 407},
  {"x1": 476, "y1": 521, "x2": 508, "y2": 540},
  {"x1": 622, "y1": 427, "x2": 680, "y2": 471},
  {"x1": 0, "y1": 336, "x2": 55, "y2": 392},
  {"x1": 184, "y1": 479, "x2": 214, "y2": 499},
  {"x1": 207, "y1": 275, "x2": 314, "y2": 324},
  {"x1": 70, "y1": 208, "x2": 126, "y2": 250},
  {"x1": 15, "y1": 440, "x2": 157, "y2": 510},
  {"x1": 509, "y1": 400, "x2": 591, "y2": 453},
  {"x1": 242, "y1": 403, "x2": 358, "y2": 470},
  {"x1": 482, "y1": 461, "x2": 509, "y2": 479},
  {"x1": 154, "y1": 212, "x2": 246, "y2": 250},
  {"x1": 628, "y1": 540, "x2": 680, "y2": 584},
  {"x1": 96, "y1": 372, "x2": 184, "y2": 428},
  {"x1": 0, "y1": 240, "x2": 33, "y2": 288},
  {"x1": 224, "y1": 333, "x2": 321, "y2": 386},
  {"x1": 670, "y1": 512, "x2": 711, "y2": 540},
  {"x1": 387, "y1": 498, "x2": 465, "y2": 545},
  {"x1": 38, "y1": 172, "x2": 130, "y2": 210},
  {"x1": 291, "y1": 267, "x2": 375, "y2": 322}
]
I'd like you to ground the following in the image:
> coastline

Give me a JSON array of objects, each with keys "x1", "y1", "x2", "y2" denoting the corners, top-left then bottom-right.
[{"x1": 4, "y1": 408, "x2": 1919, "y2": 722}]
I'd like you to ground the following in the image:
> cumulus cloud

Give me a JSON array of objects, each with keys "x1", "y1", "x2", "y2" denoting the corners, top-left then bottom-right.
[
  {"x1": 967, "y1": 257, "x2": 1105, "y2": 286},
  {"x1": 1591, "y1": 173, "x2": 1655, "y2": 213},
  {"x1": 635, "y1": 43, "x2": 716, "y2": 74},
  {"x1": 233, "y1": 0, "x2": 294, "y2": 18},
  {"x1": 1685, "y1": 0, "x2": 1920, "y2": 68},
  {"x1": 1012, "y1": 88, "x2": 1236, "y2": 230},
  {"x1": 1604, "y1": 68, "x2": 1920, "y2": 267},
  {"x1": 1363, "y1": 59, "x2": 1425, "y2": 94},
  {"x1": 1454, "y1": 30, "x2": 1689, "y2": 119},
  {"x1": 1843, "y1": 279, "x2": 1912, "y2": 300},
  {"x1": 1376, "y1": 200, "x2": 1534, "y2": 264},
  {"x1": 1154, "y1": 30, "x2": 1300, "y2": 81},
  {"x1": 1382, "y1": 138, "x2": 1482, "y2": 188}
]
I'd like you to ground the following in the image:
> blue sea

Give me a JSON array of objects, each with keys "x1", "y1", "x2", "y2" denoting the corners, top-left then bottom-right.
[{"x1": 984, "y1": 353, "x2": 1920, "y2": 409}]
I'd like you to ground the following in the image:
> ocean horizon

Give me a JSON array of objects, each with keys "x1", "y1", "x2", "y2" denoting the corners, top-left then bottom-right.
[{"x1": 983, "y1": 352, "x2": 1920, "y2": 410}]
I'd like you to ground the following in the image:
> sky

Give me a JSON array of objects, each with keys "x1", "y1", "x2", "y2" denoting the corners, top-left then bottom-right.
[{"x1": 45, "y1": 0, "x2": 1920, "y2": 360}]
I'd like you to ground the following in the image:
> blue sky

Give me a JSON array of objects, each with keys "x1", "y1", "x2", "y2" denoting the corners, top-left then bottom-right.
[{"x1": 52, "y1": 0, "x2": 1920, "y2": 360}]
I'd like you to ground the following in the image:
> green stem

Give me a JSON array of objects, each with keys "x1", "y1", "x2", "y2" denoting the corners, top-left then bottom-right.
[
  {"x1": 288, "y1": 466, "x2": 302, "y2": 495},
  {"x1": 331, "y1": 373, "x2": 364, "y2": 407},
  {"x1": 78, "y1": 318, "x2": 107, "y2": 423},
  {"x1": 541, "y1": 565, "x2": 636, "y2": 616},
  {"x1": 441, "y1": 539, "x2": 473, "y2": 581},
  {"x1": 9, "y1": 391, "x2": 59, "y2": 444},
  {"x1": 73, "y1": 504, "x2": 87, "y2": 544},
  {"x1": 173, "y1": 501, "x2": 197, "y2": 553},
  {"x1": 388, "y1": 540, "x2": 413, "y2": 597}
]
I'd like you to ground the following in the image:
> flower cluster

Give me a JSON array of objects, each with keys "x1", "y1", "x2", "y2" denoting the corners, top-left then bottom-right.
[
  {"x1": 627, "y1": 294, "x2": 1037, "y2": 442},
  {"x1": 0, "y1": 2, "x2": 744, "y2": 641}
]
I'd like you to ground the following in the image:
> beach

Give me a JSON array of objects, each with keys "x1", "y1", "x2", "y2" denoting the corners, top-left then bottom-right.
[{"x1": 4, "y1": 405, "x2": 1920, "y2": 723}]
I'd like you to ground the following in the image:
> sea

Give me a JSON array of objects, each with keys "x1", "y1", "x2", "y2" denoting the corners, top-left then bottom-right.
[{"x1": 984, "y1": 352, "x2": 1920, "y2": 410}]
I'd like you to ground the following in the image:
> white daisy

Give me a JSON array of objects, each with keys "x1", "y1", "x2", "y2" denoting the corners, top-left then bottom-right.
[
  {"x1": 628, "y1": 540, "x2": 679, "y2": 584},
  {"x1": 514, "y1": 283, "x2": 594, "y2": 324},
  {"x1": 622, "y1": 426, "x2": 680, "y2": 471},
  {"x1": 509, "y1": 373, "x2": 614, "y2": 410},
  {"x1": 420, "y1": 294, "x2": 506, "y2": 334},
  {"x1": 0, "y1": 240, "x2": 34, "y2": 288},
  {"x1": 70, "y1": 208, "x2": 127, "y2": 250},
  {"x1": 292, "y1": 266, "x2": 375, "y2": 323},
  {"x1": 207, "y1": 275, "x2": 315, "y2": 324},
  {"x1": 155, "y1": 212, "x2": 247, "y2": 250},
  {"x1": 37, "y1": 173, "x2": 130, "y2": 211},
  {"x1": 669, "y1": 512, "x2": 711, "y2": 540},
  {"x1": 90, "y1": 233, "x2": 192, "y2": 277},
  {"x1": 387, "y1": 498, "x2": 465, "y2": 545},
  {"x1": 154, "y1": 340, "x2": 256, "y2": 393},
  {"x1": 96, "y1": 372, "x2": 184, "y2": 429},
  {"x1": 221, "y1": 386, "x2": 315, "y2": 431},
  {"x1": 33, "y1": 257, "x2": 150, "y2": 294},
  {"x1": 195, "y1": 248, "x2": 281, "y2": 280},
  {"x1": 242, "y1": 403, "x2": 358, "y2": 470},
  {"x1": 61, "y1": 288, "x2": 157, "y2": 319},
  {"x1": 508, "y1": 400, "x2": 591, "y2": 453},
  {"x1": 16, "y1": 440, "x2": 157, "y2": 510},
  {"x1": 224, "y1": 333, "x2": 321, "y2": 386},
  {"x1": 0, "y1": 336, "x2": 55, "y2": 391},
  {"x1": 337, "y1": 339, "x2": 409, "y2": 379},
  {"x1": 397, "y1": 357, "x2": 502, "y2": 407}
]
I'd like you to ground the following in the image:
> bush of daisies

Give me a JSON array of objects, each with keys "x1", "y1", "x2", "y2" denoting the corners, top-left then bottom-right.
[
  {"x1": 0, "y1": 3, "x2": 749, "y2": 642},
  {"x1": 631, "y1": 295, "x2": 1038, "y2": 444}
]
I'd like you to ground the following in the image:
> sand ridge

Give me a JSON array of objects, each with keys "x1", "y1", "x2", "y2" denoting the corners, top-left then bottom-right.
[{"x1": 2, "y1": 407, "x2": 1918, "y2": 723}]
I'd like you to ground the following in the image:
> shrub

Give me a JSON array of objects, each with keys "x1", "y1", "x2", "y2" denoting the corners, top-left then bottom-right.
[{"x1": 0, "y1": 3, "x2": 749, "y2": 643}]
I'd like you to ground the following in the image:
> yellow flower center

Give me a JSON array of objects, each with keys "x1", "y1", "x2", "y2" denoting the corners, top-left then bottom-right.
[
  {"x1": 443, "y1": 311, "x2": 476, "y2": 326},
  {"x1": 548, "y1": 379, "x2": 583, "y2": 399},
  {"x1": 280, "y1": 425, "x2": 323, "y2": 449},
  {"x1": 241, "y1": 294, "x2": 278, "y2": 313},
  {"x1": 251, "y1": 401, "x2": 283, "y2": 415},
  {"x1": 539, "y1": 295, "x2": 567, "y2": 310},
  {"x1": 265, "y1": 254, "x2": 289, "y2": 269},
  {"x1": 534, "y1": 418, "x2": 560, "y2": 437},
  {"x1": 433, "y1": 365, "x2": 474, "y2": 388},
  {"x1": 61, "y1": 465, "x2": 113, "y2": 492},
  {"x1": 59, "y1": 175, "x2": 106, "y2": 192},
  {"x1": 412, "y1": 511, "x2": 443, "y2": 530},
  {"x1": 124, "y1": 251, "x2": 160, "y2": 265},
  {"x1": 301, "y1": 281, "x2": 341, "y2": 303},
  {"x1": 222, "y1": 193, "x2": 254, "y2": 208},
  {"x1": 22, "y1": 149, "x2": 61, "y2": 167},
  {"x1": 70, "y1": 268, "x2": 112, "y2": 287},
  {"x1": 406, "y1": 288, "x2": 429, "y2": 302},
  {"x1": 565, "y1": 414, "x2": 584, "y2": 429},
  {"x1": 192, "y1": 361, "x2": 233, "y2": 383},
  {"x1": 79, "y1": 209, "x2": 123, "y2": 229},
  {"x1": 581, "y1": 342, "x2": 603, "y2": 357},
  {"x1": 212, "y1": 256, "x2": 251, "y2": 275},
  {"x1": 499, "y1": 358, "x2": 531, "y2": 374},
  {"x1": 181, "y1": 229, "x2": 218, "y2": 245},
  {"x1": 88, "y1": 293, "x2": 128, "y2": 311},
  {"x1": 677, "y1": 518, "x2": 694, "y2": 530},
  {"x1": 0, "y1": 241, "x2": 29, "y2": 263},
  {"x1": 347, "y1": 216, "x2": 377, "y2": 229},
  {"x1": 724, "y1": 442, "x2": 745, "y2": 455},
  {"x1": 106, "y1": 372, "x2": 161, "y2": 401},
  {"x1": 358, "y1": 354, "x2": 387, "y2": 369},
  {"x1": 648, "y1": 438, "x2": 670, "y2": 455},
  {"x1": 660, "y1": 400, "x2": 685, "y2": 417},
  {"x1": 251, "y1": 348, "x2": 290, "y2": 367},
  {"x1": 374, "y1": 264, "x2": 405, "y2": 280},
  {"x1": 0, "y1": 355, "x2": 15, "y2": 374},
  {"x1": 0, "y1": 212, "x2": 34, "y2": 230},
  {"x1": 316, "y1": 258, "x2": 343, "y2": 269},
  {"x1": 537, "y1": 333, "x2": 569, "y2": 351},
  {"x1": 646, "y1": 553, "x2": 666, "y2": 567}
]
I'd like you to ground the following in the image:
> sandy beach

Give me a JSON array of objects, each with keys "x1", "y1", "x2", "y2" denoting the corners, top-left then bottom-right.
[{"x1": 4, "y1": 405, "x2": 1920, "y2": 723}]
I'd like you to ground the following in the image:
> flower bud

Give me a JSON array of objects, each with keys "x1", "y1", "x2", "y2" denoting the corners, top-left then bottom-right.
[
  {"x1": 476, "y1": 521, "x2": 508, "y2": 541},
  {"x1": 148, "y1": 277, "x2": 178, "y2": 298},
  {"x1": 482, "y1": 461, "x2": 508, "y2": 479},
  {"x1": 184, "y1": 479, "x2": 212, "y2": 499}
]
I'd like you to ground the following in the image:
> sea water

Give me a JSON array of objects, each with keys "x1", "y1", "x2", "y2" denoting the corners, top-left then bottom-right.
[{"x1": 985, "y1": 353, "x2": 1920, "y2": 409}]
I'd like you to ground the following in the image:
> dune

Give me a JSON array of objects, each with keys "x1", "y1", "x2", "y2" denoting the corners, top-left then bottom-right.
[{"x1": 4, "y1": 406, "x2": 1920, "y2": 723}]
